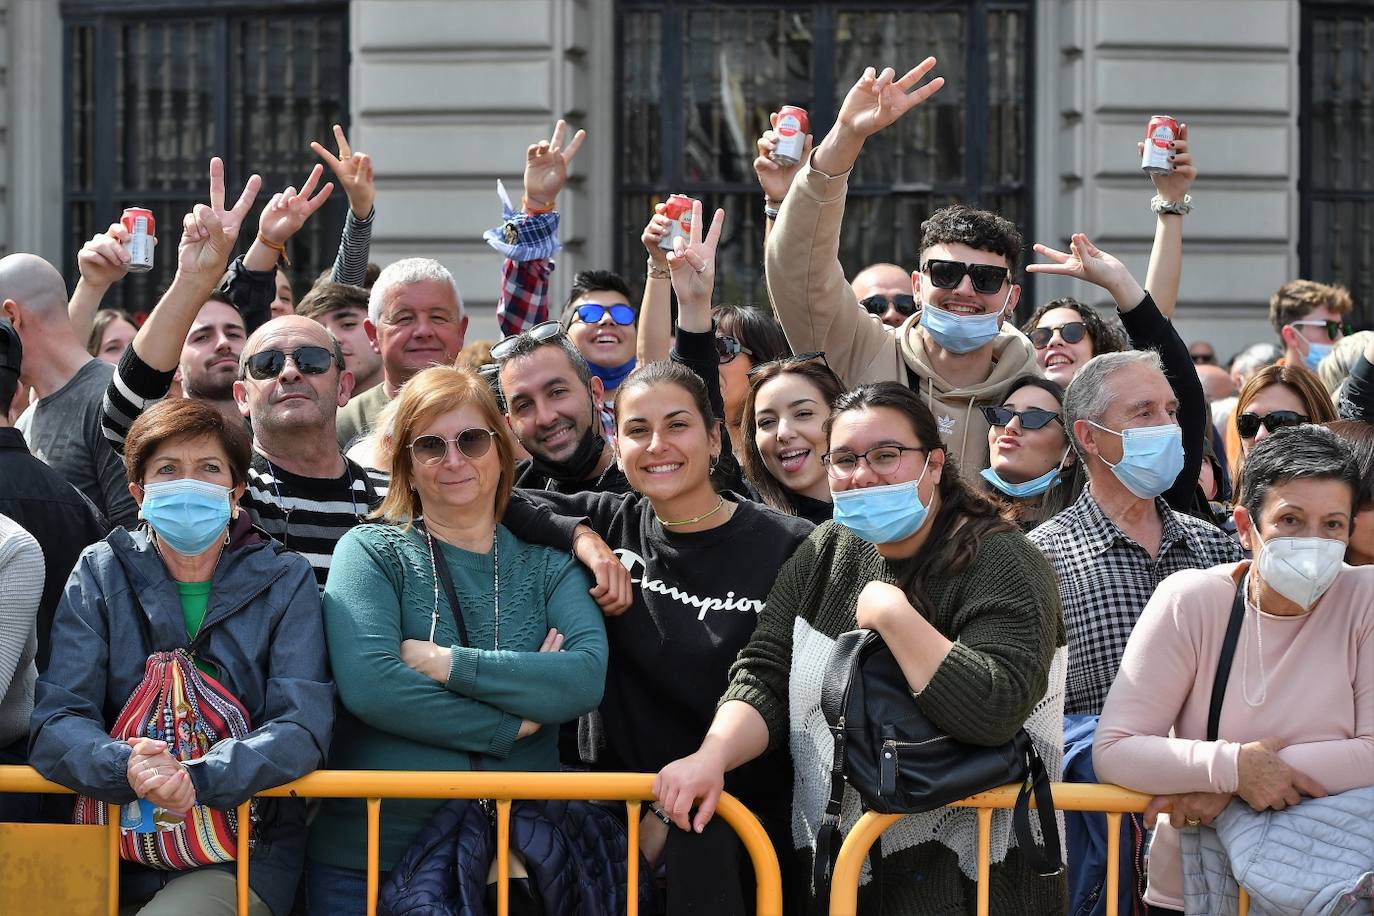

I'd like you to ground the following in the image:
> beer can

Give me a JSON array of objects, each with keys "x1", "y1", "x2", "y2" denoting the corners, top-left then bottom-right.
[
  {"x1": 771, "y1": 106, "x2": 810, "y2": 166},
  {"x1": 121, "y1": 207, "x2": 156, "y2": 273},
  {"x1": 1141, "y1": 115, "x2": 1178, "y2": 176},
  {"x1": 658, "y1": 194, "x2": 696, "y2": 252}
]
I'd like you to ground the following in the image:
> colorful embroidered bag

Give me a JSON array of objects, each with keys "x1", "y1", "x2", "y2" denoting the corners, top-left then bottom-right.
[{"x1": 74, "y1": 649, "x2": 256, "y2": 869}]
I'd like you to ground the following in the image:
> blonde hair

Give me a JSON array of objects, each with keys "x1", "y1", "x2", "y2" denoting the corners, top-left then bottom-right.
[
  {"x1": 1317, "y1": 330, "x2": 1374, "y2": 395},
  {"x1": 373, "y1": 366, "x2": 516, "y2": 525}
]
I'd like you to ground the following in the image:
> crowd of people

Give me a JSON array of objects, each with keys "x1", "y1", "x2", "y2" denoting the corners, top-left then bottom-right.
[{"x1": 1, "y1": 58, "x2": 1372, "y2": 916}]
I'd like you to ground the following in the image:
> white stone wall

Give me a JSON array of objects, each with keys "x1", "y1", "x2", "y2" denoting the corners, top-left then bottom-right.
[
  {"x1": 1035, "y1": 0, "x2": 1298, "y2": 360},
  {"x1": 0, "y1": 0, "x2": 63, "y2": 262},
  {"x1": 349, "y1": 0, "x2": 614, "y2": 343}
]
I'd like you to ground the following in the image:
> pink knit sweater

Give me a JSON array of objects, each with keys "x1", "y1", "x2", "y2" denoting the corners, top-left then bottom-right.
[{"x1": 1094, "y1": 561, "x2": 1374, "y2": 910}]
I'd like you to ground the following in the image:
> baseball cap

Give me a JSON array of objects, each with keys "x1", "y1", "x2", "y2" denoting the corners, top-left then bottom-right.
[{"x1": 0, "y1": 318, "x2": 21, "y2": 376}]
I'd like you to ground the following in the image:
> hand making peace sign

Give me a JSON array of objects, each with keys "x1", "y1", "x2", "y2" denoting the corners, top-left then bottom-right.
[
  {"x1": 311, "y1": 124, "x2": 375, "y2": 219},
  {"x1": 177, "y1": 157, "x2": 262, "y2": 281}
]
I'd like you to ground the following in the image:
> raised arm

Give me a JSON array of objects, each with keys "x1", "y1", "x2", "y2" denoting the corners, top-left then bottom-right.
[
  {"x1": 637, "y1": 203, "x2": 674, "y2": 364},
  {"x1": 1141, "y1": 122, "x2": 1196, "y2": 320},
  {"x1": 312, "y1": 124, "x2": 376, "y2": 287},
  {"x1": 70, "y1": 224, "x2": 139, "y2": 347},
  {"x1": 753, "y1": 110, "x2": 813, "y2": 247}
]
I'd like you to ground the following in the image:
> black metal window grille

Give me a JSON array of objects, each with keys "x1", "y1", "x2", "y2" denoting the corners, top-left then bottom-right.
[
  {"x1": 62, "y1": 1, "x2": 350, "y2": 320},
  {"x1": 1300, "y1": 1, "x2": 1374, "y2": 328},
  {"x1": 615, "y1": 0, "x2": 1034, "y2": 309}
]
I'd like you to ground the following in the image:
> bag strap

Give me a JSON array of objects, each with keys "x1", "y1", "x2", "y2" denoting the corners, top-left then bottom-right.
[
  {"x1": 1207, "y1": 570, "x2": 1249, "y2": 742},
  {"x1": 814, "y1": 630, "x2": 870, "y2": 901},
  {"x1": 1011, "y1": 742, "x2": 1064, "y2": 876},
  {"x1": 419, "y1": 521, "x2": 482, "y2": 770}
]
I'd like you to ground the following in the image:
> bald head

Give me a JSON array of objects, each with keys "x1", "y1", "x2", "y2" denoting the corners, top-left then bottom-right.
[
  {"x1": 1196, "y1": 364, "x2": 1237, "y2": 403},
  {"x1": 0, "y1": 254, "x2": 70, "y2": 328},
  {"x1": 851, "y1": 262, "x2": 911, "y2": 302},
  {"x1": 241, "y1": 314, "x2": 338, "y2": 365}
]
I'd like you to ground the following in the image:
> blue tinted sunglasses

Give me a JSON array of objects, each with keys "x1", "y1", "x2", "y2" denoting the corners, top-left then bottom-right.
[{"x1": 575, "y1": 303, "x2": 636, "y2": 326}]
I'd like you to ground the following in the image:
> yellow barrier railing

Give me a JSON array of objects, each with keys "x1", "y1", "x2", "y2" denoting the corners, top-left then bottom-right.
[
  {"x1": 827, "y1": 782, "x2": 1251, "y2": 916},
  {"x1": 0, "y1": 766, "x2": 782, "y2": 916}
]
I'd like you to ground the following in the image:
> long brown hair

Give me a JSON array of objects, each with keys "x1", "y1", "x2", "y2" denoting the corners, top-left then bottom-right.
[
  {"x1": 827, "y1": 382, "x2": 1015, "y2": 583},
  {"x1": 740, "y1": 360, "x2": 844, "y2": 514},
  {"x1": 1225, "y1": 363, "x2": 1336, "y2": 481}
]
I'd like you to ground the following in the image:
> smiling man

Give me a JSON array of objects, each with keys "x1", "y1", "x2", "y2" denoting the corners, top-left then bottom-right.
[
  {"x1": 558, "y1": 269, "x2": 637, "y2": 438},
  {"x1": 765, "y1": 63, "x2": 1039, "y2": 482},
  {"x1": 334, "y1": 258, "x2": 468, "y2": 448}
]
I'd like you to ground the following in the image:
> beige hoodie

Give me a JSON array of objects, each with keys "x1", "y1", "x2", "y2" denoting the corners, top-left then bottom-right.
[{"x1": 765, "y1": 159, "x2": 1042, "y2": 483}]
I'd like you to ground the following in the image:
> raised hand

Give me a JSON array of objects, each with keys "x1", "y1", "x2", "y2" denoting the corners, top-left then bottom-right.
[
  {"x1": 311, "y1": 124, "x2": 374, "y2": 218},
  {"x1": 78, "y1": 223, "x2": 137, "y2": 288},
  {"x1": 523, "y1": 119, "x2": 586, "y2": 210},
  {"x1": 641, "y1": 203, "x2": 671, "y2": 269},
  {"x1": 177, "y1": 157, "x2": 262, "y2": 281},
  {"x1": 754, "y1": 112, "x2": 814, "y2": 204},
  {"x1": 256, "y1": 164, "x2": 335, "y2": 246},
  {"x1": 1027, "y1": 232, "x2": 1143, "y2": 305},
  {"x1": 667, "y1": 199, "x2": 726, "y2": 312},
  {"x1": 1139, "y1": 122, "x2": 1195, "y2": 203},
  {"x1": 836, "y1": 61, "x2": 944, "y2": 140}
]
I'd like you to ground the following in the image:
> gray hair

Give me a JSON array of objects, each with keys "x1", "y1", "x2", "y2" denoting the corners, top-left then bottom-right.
[
  {"x1": 1229, "y1": 342, "x2": 1281, "y2": 384},
  {"x1": 1063, "y1": 350, "x2": 1165, "y2": 463},
  {"x1": 367, "y1": 258, "x2": 465, "y2": 325}
]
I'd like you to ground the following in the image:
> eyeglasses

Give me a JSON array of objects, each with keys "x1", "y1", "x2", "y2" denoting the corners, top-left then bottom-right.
[
  {"x1": 859, "y1": 294, "x2": 917, "y2": 317},
  {"x1": 980, "y1": 406, "x2": 1062, "y2": 430},
  {"x1": 715, "y1": 335, "x2": 755, "y2": 364},
  {"x1": 1236, "y1": 410, "x2": 1308, "y2": 439},
  {"x1": 1288, "y1": 319, "x2": 1353, "y2": 342},
  {"x1": 822, "y1": 445, "x2": 926, "y2": 480},
  {"x1": 922, "y1": 259, "x2": 1010, "y2": 295},
  {"x1": 491, "y1": 320, "x2": 564, "y2": 361},
  {"x1": 242, "y1": 345, "x2": 337, "y2": 380},
  {"x1": 1190, "y1": 351, "x2": 1217, "y2": 365},
  {"x1": 575, "y1": 303, "x2": 636, "y2": 326},
  {"x1": 1028, "y1": 322, "x2": 1088, "y2": 350},
  {"x1": 409, "y1": 428, "x2": 497, "y2": 466},
  {"x1": 746, "y1": 350, "x2": 833, "y2": 378}
]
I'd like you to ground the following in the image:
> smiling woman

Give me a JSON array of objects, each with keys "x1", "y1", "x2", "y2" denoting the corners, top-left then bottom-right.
[{"x1": 741, "y1": 357, "x2": 845, "y2": 522}]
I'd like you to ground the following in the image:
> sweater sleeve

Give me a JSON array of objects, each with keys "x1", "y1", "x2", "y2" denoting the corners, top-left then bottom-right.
[
  {"x1": 764, "y1": 161, "x2": 895, "y2": 386},
  {"x1": 445, "y1": 554, "x2": 607, "y2": 724},
  {"x1": 323, "y1": 530, "x2": 522, "y2": 759},
  {"x1": 1118, "y1": 292, "x2": 1205, "y2": 515},
  {"x1": 503, "y1": 490, "x2": 587, "y2": 550},
  {"x1": 331, "y1": 208, "x2": 374, "y2": 287},
  {"x1": 0, "y1": 523, "x2": 41, "y2": 698},
  {"x1": 914, "y1": 535, "x2": 1063, "y2": 746},
  {"x1": 103, "y1": 344, "x2": 176, "y2": 454},
  {"x1": 515, "y1": 488, "x2": 633, "y2": 542},
  {"x1": 671, "y1": 327, "x2": 748, "y2": 494},
  {"x1": 1339, "y1": 355, "x2": 1374, "y2": 422},
  {"x1": 1094, "y1": 575, "x2": 1243, "y2": 795},
  {"x1": 184, "y1": 556, "x2": 334, "y2": 808},
  {"x1": 216, "y1": 255, "x2": 274, "y2": 336},
  {"x1": 719, "y1": 534, "x2": 819, "y2": 753}
]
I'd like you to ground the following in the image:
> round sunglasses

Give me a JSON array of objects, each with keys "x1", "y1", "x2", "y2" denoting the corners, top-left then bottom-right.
[
  {"x1": 575, "y1": 303, "x2": 636, "y2": 326},
  {"x1": 1028, "y1": 321, "x2": 1088, "y2": 350},
  {"x1": 1235, "y1": 410, "x2": 1308, "y2": 439},
  {"x1": 859, "y1": 293, "x2": 917, "y2": 317},
  {"x1": 243, "y1": 345, "x2": 337, "y2": 380},
  {"x1": 715, "y1": 335, "x2": 754, "y2": 364},
  {"x1": 980, "y1": 405, "x2": 1062, "y2": 430},
  {"x1": 409, "y1": 428, "x2": 497, "y2": 466}
]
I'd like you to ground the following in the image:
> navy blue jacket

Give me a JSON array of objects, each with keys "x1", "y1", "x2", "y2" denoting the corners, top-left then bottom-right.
[{"x1": 29, "y1": 516, "x2": 334, "y2": 915}]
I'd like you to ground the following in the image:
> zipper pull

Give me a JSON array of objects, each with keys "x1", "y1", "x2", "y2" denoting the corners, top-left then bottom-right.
[{"x1": 880, "y1": 738, "x2": 898, "y2": 798}]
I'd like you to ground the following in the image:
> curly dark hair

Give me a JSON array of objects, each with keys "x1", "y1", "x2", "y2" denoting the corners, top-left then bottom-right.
[
  {"x1": 919, "y1": 205, "x2": 1024, "y2": 273},
  {"x1": 1020, "y1": 297, "x2": 1128, "y2": 356}
]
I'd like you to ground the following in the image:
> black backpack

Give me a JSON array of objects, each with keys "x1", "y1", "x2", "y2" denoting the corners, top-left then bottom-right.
[{"x1": 812, "y1": 627, "x2": 1063, "y2": 897}]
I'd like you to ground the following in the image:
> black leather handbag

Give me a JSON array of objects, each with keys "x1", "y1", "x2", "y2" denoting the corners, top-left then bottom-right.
[{"x1": 812, "y1": 626, "x2": 1063, "y2": 897}]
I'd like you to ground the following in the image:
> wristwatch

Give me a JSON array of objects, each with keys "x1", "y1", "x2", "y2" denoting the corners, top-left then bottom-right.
[{"x1": 1150, "y1": 193, "x2": 1193, "y2": 216}]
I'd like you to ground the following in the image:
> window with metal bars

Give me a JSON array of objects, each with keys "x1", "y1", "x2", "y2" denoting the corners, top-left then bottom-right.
[
  {"x1": 615, "y1": 0, "x2": 1034, "y2": 310},
  {"x1": 61, "y1": 1, "x2": 349, "y2": 321},
  {"x1": 1301, "y1": 1, "x2": 1374, "y2": 329}
]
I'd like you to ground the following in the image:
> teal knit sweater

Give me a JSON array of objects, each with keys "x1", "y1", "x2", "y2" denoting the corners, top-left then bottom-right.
[
  {"x1": 722, "y1": 522, "x2": 1068, "y2": 915},
  {"x1": 308, "y1": 522, "x2": 608, "y2": 871}
]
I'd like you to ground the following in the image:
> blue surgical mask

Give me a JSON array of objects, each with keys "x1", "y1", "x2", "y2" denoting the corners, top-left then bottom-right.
[
  {"x1": 832, "y1": 457, "x2": 932, "y2": 544},
  {"x1": 1087, "y1": 421, "x2": 1184, "y2": 499},
  {"x1": 1302, "y1": 340, "x2": 1334, "y2": 374},
  {"x1": 981, "y1": 460, "x2": 1064, "y2": 499},
  {"x1": 139, "y1": 479, "x2": 233, "y2": 556},
  {"x1": 917, "y1": 286, "x2": 1014, "y2": 354}
]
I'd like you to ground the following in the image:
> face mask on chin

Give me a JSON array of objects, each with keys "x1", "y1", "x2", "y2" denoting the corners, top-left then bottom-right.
[
  {"x1": 527, "y1": 418, "x2": 606, "y2": 482},
  {"x1": 917, "y1": 284, "x2": 1015, "y2": 355}
]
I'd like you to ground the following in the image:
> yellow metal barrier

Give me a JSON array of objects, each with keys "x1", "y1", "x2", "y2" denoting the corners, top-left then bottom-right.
[
  {"x1": 0, "y1": 766, "x2": 782, "y2": 916},
  {"x1": 827, "y1": 782, "x2": 1252, "y2": 916}
]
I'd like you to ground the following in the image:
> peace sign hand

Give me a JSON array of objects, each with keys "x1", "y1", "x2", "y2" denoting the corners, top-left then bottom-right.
[
  {"x1": 667, "y1": 199, "x2": 726, "y2": 313},
  {"x1": 836, "y1": 60, "x2": 945, "y2": 139},
  {"x1": 256, "y1": 164, "x2": 335, "y2": 246},
  {"x1": 177, "y1": 157, "x2": 262, "y2": 281},
  {"x1": 523, "y1": 119, "x2": 587, "y2": 210},
  {"x1": 1027, "y1": 232, "x2": 1144, "y2": 306},
  {"x1": 311, "y1": 124, "x2": 374, "y2": 218}
]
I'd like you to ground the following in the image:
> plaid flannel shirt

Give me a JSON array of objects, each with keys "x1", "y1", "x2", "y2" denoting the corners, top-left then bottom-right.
[
  {"x1": 1028, "y1": 486, "x2": 1244, "y2": 716},
  {"x1": 484, "y1": 180, "x2": 562, "y2": 337}
]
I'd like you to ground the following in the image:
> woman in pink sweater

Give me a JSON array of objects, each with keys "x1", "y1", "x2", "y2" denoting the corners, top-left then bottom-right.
[{"x1": 1095, "y1": 425, "x2": 1374, "y2": 913}]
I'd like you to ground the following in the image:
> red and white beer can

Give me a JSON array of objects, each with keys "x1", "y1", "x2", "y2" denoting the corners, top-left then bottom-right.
[
  {"x1": 771, "y1": 106, "x2": 810, "y2": 166},
  {"x1": 121, "y1": 207, "x2": 156, "y2": 273},
  {"x1": 1140, "y1": 115, "x2": 1178, "y2": 176},
  {"x1": 658, "y1": 194, "x2": 696, "y2": 252}
]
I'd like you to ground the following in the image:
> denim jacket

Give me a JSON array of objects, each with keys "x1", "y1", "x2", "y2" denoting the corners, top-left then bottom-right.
[{"x1": 29, "y1": 516, "x2": 334, "y2": 915}]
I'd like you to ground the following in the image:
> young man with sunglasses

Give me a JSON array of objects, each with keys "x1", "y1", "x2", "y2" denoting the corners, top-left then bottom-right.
[
  {"x1": 1269, "y1": 279, "x2": 1355, "y2": 374},
  {"x1": 764, "y1": 61, "x2": 1040, "y2": 483},
  {"x1": 559, "y1": 270, "x2": 639, "y2": 434}
]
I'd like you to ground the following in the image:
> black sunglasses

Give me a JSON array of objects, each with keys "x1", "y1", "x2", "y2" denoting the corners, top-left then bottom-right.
[
  {"x1": 1236, "y1": 410, "x2": 1308, "y2": 439},
  {"x1": 243, "y1": 345, "x2": 337, "y2": 380},
  {"x1": 1190, "y1": 351, "x2": 1216, "y2": 365},
  {"x1": 922, "y1": 258, "x2": 1010, "y2": 295},
  {"x1": 715, "y1": 335, "x2": 754, "y2": 365},
  {"x1": 746, "y1": 350, "x2": 834, "y2": 378},
  {"x1": 409, "y1": 428, "x2": 497, "y2": 466},
  {"x1": 981, "y1": 405, "x2": 1062, "y2": 430},
  {"x1": 491, "y1": 320, "x2": 564, "y2": 361},
  {"x1": 859, "y1": 294, "x2": 917, "y2": 317},
  {"x1": 1028, "y1": 321, "x2": 1088, "y2": 350}
]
